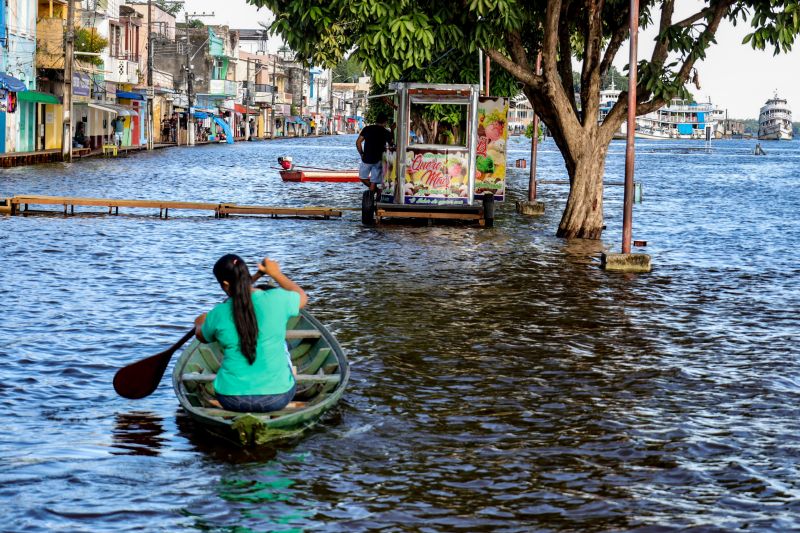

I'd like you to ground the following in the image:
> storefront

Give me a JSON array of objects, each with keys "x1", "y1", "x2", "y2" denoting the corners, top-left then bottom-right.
[{"x1": 16, "y1": 90, "x2": 62, "y2": 151}]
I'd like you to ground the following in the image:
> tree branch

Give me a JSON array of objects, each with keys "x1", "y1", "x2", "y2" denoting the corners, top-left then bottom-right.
[
  {"x1": 599, "y1": 11, "x2": 629, "y2": 78},
  {"x1": 484, "y1": 48, "x2": 541, "y2": 89},
  {"x1": 557, "y1": 5, "x2": 577, "y2": 115},
  {"x1": 580, "y1": 0, "x2": 604, "y2": 128},
  {"x1": 541, "y1": 0, "x2": 562, "y2": 76}
]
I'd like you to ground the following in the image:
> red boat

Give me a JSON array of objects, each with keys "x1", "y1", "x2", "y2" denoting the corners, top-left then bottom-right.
[
  {"x1": 277, "y1": 156, "x2": 361, "y2": 183},
  {"x1": 279, "y1": 169, "x2": 361, "y2": 183}
]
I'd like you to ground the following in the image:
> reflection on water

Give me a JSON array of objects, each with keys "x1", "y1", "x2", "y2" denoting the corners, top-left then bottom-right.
[
  {"x1": 0, "y1": 137, "x2": 799, "y2": 531},
  {"x1": 111, "y1": 411, "x2": 166, "y2": 456}
]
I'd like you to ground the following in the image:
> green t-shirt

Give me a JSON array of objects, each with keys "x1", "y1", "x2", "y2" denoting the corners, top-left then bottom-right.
[{"x1": 202, "y1": 288, "x2": 300, "y2": 396}]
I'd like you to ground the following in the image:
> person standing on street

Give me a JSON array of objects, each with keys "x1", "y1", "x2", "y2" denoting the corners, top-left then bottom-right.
[{"x1": 356, "y1": 112, "x2": 394, "y2": 192}]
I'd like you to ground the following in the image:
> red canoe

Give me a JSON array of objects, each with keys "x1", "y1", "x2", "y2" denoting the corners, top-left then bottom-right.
[{"x1": 280, "y1": 169, "x2": 361, "y2": 183}]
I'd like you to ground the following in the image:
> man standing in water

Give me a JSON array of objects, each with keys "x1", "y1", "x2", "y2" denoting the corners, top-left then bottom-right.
[{"x1": 356, "y1": 112, "x2": 394, "y2": 192}]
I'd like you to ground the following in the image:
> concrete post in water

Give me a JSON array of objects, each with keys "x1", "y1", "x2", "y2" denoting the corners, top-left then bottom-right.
[
  {"x1": 603, "y1": 0, "x2": 651, "y2": 272},
  {"x1": 516, "y1": 52, "x2": 545, "y2": 216}
]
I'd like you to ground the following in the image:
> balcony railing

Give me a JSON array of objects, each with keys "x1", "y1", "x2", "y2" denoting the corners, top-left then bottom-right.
[
  {"x1": 208, "y1": 79, "x2": 238, "y2": 96},
  {"x1": 36, "y1": 17, "x2": 66, "y2": 69},
  {"x1": 105, "y1": 57, "x2": 140, "y2": 84}
]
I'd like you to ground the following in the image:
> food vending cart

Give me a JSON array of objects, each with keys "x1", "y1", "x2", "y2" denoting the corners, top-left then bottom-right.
[{"x1": 362, "y1": 83, "x2": 509, "y2": 226}]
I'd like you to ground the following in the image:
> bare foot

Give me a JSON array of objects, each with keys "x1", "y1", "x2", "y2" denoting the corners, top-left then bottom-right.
[
  {"x1": 207, "y1": 398, "x2": 222, "y2": 408},
  {"x1": 286, "y1": 401, "x2": 306, "y2": 409}
]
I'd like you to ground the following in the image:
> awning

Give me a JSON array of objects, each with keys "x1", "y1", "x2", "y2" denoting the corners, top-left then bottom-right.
[
  {"x1": 233, "y1": 103, "x2": 247, "y2": 114},
  {"x1": 16, "y1": 90, "x2": 59, "y2": 104},
  {"x1": 116, "y1": 90, "x2": 144, "y2": 100},
  {"x1": 107, "y1": 104, "x2": 135, "y2": 116},
  {"x1": 0, "y1": 72, "x2": 27, "y2": 92},
  {"x1": 75, "y1": 101, "x2": 118, "y2": 115}
]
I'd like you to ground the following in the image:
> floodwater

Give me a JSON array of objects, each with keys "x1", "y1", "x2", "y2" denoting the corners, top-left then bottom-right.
[{"x1": 1, "y1": 135, "x2": 798, "y2": 531}]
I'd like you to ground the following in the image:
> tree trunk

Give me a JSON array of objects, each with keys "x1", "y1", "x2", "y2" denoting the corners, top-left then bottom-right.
[{"x1": 556, "y1": 140, "x2": 608, "y2": 239}]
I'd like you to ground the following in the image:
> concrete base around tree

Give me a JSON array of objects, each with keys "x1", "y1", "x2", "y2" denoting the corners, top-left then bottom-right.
[
  {"x1": 601, "y1": 252, "x2": 652, "y2": 272},
  {"x1": 516, "y1": 200, "x2": 545, "y2": 216}
]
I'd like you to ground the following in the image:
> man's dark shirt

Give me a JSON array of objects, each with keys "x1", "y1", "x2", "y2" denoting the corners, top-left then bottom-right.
[{"x1": 359, "y1": 125, "x2": 393, "y2": 164}]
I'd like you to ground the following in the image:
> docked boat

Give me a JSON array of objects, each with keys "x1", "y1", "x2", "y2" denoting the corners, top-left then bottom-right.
[
  {"x1": 758, "y1": 93, "x2": 793, "y2": 140},
  {"x1": 172, "y1": 308, "x2": 349, "y2": 446},
  {"x1": 598, "y1": 91, "x2": 723, "y2": 140},
  {"x1": 280, "y1": 169, "x2": 360, "y2": 182}
]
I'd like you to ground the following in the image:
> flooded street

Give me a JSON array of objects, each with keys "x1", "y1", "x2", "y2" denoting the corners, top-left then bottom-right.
[{"x1": 1, "y1": 135, "x2": 799, "y2": 531}]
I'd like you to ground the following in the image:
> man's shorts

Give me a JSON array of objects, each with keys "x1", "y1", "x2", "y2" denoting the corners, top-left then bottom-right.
[{"x1": 359, "y1": 161, "x2": 383, "y2": 184}]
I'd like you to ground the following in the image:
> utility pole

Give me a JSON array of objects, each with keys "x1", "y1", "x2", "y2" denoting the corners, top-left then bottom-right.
[
  {"x1": 328, "y1": 75, "x2": 333, "y2": 135},
  {"x1": 245, "y1": 58, "x2": 251, "y2": 140},
  {"x1": 315, "y1": 77, "x2": 320, "y2": 134},
  {"x1": 182, "y1": 11, "x2": 214, "y2": 146},
  {"x1": 61, "y1": 0, "x2": 75, "y2": 162},
  {"x1": 146, "y1": 0, "x2": 154, "y2": 150},
  {"x1": 184, "y1": 12, "x2": 194, "y2": 145},
  {"x1": 270, "y1": 56, "x2": 277, "y2": 138}
]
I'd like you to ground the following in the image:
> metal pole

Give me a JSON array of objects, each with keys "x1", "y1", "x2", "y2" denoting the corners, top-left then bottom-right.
[
  {"x1": 146, "y1": 0, "x2": 154, "y2": 150},
  {"x1": 61, "y1": 0, "x2": 75, "y2": 162},
  {"x1": 622, "y1": 0, "x2": 639, "y2": 254},
  {"x1": 528, "y1": 52, "x2": 542, "y2": 202},
  {"x1": 478, "y1": 49, "x2": 484, "y2": 95},
  {"x1": 485, "y1": 56, "x2": 490, "y2": 95}
]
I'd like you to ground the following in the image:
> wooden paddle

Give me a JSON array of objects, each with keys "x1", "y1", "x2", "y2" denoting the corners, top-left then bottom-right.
[
  {"x1": 113, "y1": 327, "x2": 196, "y2": 399},
  {"x1": 113, "y1": 272, "x2": 266, "y2": 400}
]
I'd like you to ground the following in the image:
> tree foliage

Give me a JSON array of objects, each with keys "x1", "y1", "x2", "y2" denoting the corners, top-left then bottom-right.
[
  {"x1": 74, "y1": 27, "x2": 108, "y2": 66},
  {"x1": 155, "y1": 0, "x2": 184, "y2": 16},
  {"x1": 252, "y1": 0, "x2": 800, "y2": 239},
  {"x1": 332, "y1": 55, "x2": 364, "y2": 83}
]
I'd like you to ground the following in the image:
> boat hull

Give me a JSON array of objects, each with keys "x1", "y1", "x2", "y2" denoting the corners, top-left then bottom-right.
[
  {"x1": 280, "y1": 169, "x2": 361, "y2": 182},
  {"x1": 757, "y1": 127, "x2": 793, "y2": 141},
  {"x1": 172, "y1": 308, "x2": 349, "y2": 446}
]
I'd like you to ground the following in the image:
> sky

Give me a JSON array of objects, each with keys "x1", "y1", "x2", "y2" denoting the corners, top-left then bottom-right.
[{"x1": 183, "y1": 0, "x2": 800, "y2": 119}]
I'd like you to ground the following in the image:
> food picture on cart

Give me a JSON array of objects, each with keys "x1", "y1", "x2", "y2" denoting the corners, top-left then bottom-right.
[
  {"x1": 403, "y1": 150, "x2": 471, "y2": 202},
  {"x1": 476, "y1": 98, "x2": 509, "y2": 198}
]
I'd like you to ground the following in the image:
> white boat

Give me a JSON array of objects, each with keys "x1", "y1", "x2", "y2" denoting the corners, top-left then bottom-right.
[
  {"x1": 598, "y1": 91, "x2": 721, "y2": 140},
  {"x1": 758, "y1": 93, "x2": 793, "y2": 140}
]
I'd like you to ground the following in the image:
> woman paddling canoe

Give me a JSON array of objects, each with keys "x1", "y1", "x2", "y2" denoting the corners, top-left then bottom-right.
[{"x1": 194, "y1": 254, "x2": 307, "y2": 413}]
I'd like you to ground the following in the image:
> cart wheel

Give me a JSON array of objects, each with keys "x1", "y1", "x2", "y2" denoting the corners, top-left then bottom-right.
[
  {"x1": 482, "y1": 192, "x2": 495, "y2": 227},
  {"x1": 361, "y1": 190, "x2": 376, "y2": 225}
]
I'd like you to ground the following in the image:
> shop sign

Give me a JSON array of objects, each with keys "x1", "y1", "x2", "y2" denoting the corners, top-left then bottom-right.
[{"x1": 403, "y1": 148, "x2": 471, "y2": 205}]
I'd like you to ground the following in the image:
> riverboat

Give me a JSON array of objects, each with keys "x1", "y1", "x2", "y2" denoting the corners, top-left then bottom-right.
[
  {"x1": 172, "y1": 308, "x2": 349, "y2": 446},
  {"x1": 279, "y1": 169, "x2": 360, "y2": 182},
  {"x1": 598, "y1": 91, "x2": 723, "y2": 140},
  {"x1": 758, "y1": 93, "x2": 793, "y2": 140}
]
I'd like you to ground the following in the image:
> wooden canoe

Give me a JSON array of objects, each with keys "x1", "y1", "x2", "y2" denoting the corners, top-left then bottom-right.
[
  {"x1": 280, "y1": 169, "x2": 361, "y2": 182},
  {"x1": 172, "y1": 309, "x2": 349, "y2": 446}
]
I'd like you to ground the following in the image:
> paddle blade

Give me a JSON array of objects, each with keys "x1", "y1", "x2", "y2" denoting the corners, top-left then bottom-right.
[{"x1": 113, "y1": 328, "x2": 195, "y2": 399}]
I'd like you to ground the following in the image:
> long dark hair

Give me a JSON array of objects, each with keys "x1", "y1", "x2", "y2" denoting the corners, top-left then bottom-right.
[{"x1": 213, "y1": 254, "x2": 258, "y2": 364}]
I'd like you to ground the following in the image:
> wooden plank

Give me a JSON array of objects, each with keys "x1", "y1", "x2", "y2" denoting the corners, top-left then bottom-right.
[
  {"x1": 183, "y1": 372, "x2": 339, "y2": 385},
  {"x1": 286, "y1": 329, "x2": 322, "y2": 340},
  {"x1": 298, "y1": 347, "x2": 331, "y2": 374},
  {"x1": 377, "y1": 209, "x2": 483, "y2": 220}
]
